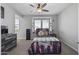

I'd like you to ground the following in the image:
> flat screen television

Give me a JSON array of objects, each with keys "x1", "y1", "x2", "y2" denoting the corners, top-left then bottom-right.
[
  {"x1": 1, "y1": 29, "x2": 8, "y2": 34},
  {"x1": 1, "y1": 26, "x2": 8, "y2": 34}
]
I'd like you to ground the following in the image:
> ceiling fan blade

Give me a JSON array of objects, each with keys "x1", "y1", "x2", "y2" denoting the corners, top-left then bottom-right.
[
  {"x1": 37, "y1": 3, "x2": 40, "y2": 9},
  {"x1": 42, "y1": 9, "x2": 49, "y2": 12},
  {"x1": 41, "y1": 3, "x2": 47, "y2": 8},
  {"x1": 29, "y1": 4, "x2": 34, "y2": 8}
]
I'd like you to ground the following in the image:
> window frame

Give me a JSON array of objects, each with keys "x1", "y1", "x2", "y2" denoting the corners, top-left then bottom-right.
[{"x1": 32, "y1": 17, "x2": 52, "y2": 32}]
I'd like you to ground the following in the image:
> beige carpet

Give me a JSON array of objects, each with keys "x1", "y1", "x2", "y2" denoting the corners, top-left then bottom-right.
[{"x1": 7, "y1": 39, "x2": 78, "y2": 55}]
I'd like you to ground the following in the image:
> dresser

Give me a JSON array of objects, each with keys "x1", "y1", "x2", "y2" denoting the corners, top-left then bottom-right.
[{"x1": 1, "y1": 34, "x2": 17, "y2": 55}]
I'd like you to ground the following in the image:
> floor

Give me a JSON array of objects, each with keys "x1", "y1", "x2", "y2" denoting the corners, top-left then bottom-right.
[{"x1": 7, "y1": 39, "x2": 78, "y2": 55}]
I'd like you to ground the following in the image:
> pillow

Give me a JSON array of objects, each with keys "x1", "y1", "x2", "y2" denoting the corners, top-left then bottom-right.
[
  {"x1": 44, "y1": 30, "x2": 48, "y2": 36},
  {"x1": 43, "y1": 29, "x2": 49, "y2": 36},
  {"x1": 38, "y1": 30, "x2": 44, "y2": 36},
  {"x1": 36, "y1": 28, "x2": 49, "y2": 37}
]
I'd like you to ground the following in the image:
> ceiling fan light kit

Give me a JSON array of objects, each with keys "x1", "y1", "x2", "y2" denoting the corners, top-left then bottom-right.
[
  {"x1": 37, "y1": 8, "x2": 42, "y2": 12},
  {"x1": 29, "y1": 3, "x2": 49, "y2": 13}
]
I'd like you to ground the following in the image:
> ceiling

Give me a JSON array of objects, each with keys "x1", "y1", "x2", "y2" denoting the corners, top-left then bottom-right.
[{"x1": 8, "y1": 3, "x2": 72, "y2": 16}]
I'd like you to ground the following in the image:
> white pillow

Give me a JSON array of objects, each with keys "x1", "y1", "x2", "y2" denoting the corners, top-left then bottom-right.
[{"x1": 38, "y1": 30, "x2": 44, "y2": 36}]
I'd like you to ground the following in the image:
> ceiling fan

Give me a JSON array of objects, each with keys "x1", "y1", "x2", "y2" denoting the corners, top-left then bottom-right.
[{"x1": 29, "y1": 3, "x2": 49, "y2": 13}]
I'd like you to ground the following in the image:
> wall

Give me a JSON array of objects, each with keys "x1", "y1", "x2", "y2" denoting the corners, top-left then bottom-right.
[
  {"x1": 1, "y1": 3, "x2": 20, "y2": 33},
  {"x1": 0, "y1": 3, "x2": 1, "y2": 55},
  {"x1": 17, "y1": 15, "x2": 58, "y2": 39},
  {"x1": 58, "y1": 4, "x2": 78, "y2": 52},
  {"x1": 78, "y1": 4, "x2": 79, "y2": 54},
  {"x1": 17, "y1": 16, "x2": 31, "y2": 39}
]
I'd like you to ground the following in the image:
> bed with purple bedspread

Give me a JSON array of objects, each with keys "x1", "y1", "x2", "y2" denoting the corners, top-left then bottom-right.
[{"x1": 28, "y1": 37, "x2": 61, "y2": 55}]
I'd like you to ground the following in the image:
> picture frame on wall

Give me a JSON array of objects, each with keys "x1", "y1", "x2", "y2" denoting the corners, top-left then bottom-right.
[{"x1": 1, "y1": 6, "x2": 4, "y2": 19}]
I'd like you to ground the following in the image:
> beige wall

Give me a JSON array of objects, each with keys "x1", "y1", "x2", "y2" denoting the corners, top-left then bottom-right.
[
  {"x1": 78, "y1": 4, "x2": 79, "y2": 54},
  {"x1": 0, "y1": 3, "x2": 1, "y2": 55},
  {"x1": 1, "y1": 3, "x2": 21, "y2": 34},
  {"x1": 58, "y1": 4, "x2": 78, "y2": 52}
]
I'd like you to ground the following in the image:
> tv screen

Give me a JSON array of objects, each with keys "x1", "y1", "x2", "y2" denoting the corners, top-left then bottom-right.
[{"x1": 1, "y1": 29, "x2": 8, "y2": 34}]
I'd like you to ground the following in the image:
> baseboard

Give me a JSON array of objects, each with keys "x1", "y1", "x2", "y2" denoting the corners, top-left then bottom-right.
[
  {"x1": 62, "y1": 40, "x2": 78, "y2": 53},
  {"x1": 17, "y1": 38, "x2": 26, "y2": 40}
]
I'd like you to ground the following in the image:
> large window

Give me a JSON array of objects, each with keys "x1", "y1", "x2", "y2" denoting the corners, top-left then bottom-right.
[{"x1": 33, "y1": 17, "x2": 52, "y2": 31}]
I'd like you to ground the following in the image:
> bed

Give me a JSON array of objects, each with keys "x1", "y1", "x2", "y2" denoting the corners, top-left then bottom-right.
[{"x1": 28, "y1": 28, "x2": 61, "y2": 55}]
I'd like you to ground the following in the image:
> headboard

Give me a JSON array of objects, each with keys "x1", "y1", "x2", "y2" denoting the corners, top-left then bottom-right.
[{"x1": 36, "y1": 28, "x2": 49, "y2": 37}]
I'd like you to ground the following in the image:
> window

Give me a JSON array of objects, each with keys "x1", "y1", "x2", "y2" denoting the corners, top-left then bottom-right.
[
  {"x1": 42, "y1": 20, "x2": 49, "y2": 28},
  {"x1": 34, "y1": 20, "x2": 41, "y2": 30},
  {"x1": 15, "y1": 15, "x2": 20, "y2": 33},
  {"x1": 32, "y1": 17, "x2": 52, "y2": 31}
]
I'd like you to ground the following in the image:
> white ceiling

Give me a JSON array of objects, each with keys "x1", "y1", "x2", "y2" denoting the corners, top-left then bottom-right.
[{"x1": 8, "y1": 3, "x2": 72, "y2": 16}]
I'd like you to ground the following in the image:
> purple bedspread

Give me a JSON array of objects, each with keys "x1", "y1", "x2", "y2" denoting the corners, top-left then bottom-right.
[{"x1": 28, "y1": 41, "x2": 61, "y2": 55}]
